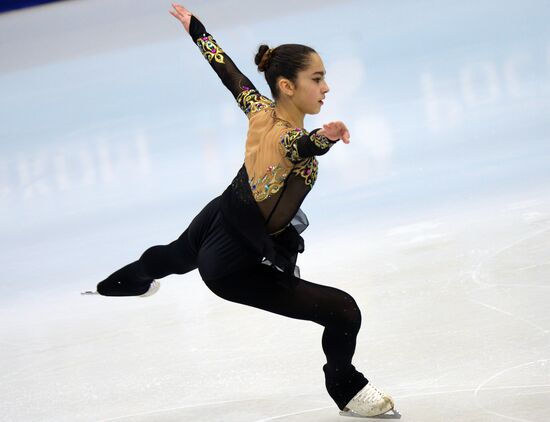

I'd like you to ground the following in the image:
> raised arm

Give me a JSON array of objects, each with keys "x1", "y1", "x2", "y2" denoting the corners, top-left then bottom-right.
[{"x1": 170, "y1": 4, "x2": 266, "y2": 115}]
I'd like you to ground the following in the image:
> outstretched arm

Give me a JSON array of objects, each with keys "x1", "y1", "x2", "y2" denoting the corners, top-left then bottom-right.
[
  {"x1": 279, "y1": 121, "x2": 350, "y2": 163},
  {"x1": 170, "y1": 3, "x2": 267, "y2": 116}
]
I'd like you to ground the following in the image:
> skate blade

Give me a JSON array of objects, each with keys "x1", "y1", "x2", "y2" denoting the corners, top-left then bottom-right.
[
  {"x1": 80, "y1": 290, "x2": 99, "y2": 295},
  {"x1": 339, "y1": 408, "x2": 401, "y2": 419}
]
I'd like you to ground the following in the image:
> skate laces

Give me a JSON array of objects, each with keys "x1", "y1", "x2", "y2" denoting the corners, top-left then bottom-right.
[
  {"x1": 355, "y1": 383, "x2": 385, "y2": 403},
  {"x1": 343, "y1": 383, "x2": 395, "y2": 417}
]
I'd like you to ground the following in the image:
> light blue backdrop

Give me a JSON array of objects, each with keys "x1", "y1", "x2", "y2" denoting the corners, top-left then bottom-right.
[{"x1": 1, "y1": 0, "x2": 549, "y2": 300}]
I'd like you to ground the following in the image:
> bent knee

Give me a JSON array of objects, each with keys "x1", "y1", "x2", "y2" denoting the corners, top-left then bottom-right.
[{"x1": 330, "y1": 293, "x2": 362, "y2": 329}]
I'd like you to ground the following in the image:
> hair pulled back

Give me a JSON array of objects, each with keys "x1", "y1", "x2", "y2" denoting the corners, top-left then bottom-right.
[{"x1": 254, "y1": 43, "x2": 317, "y2": 100}]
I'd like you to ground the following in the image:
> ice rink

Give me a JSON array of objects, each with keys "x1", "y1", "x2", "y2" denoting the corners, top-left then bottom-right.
[{"x1": 1, "y1": 0, "x2": 549, "y2": 421}]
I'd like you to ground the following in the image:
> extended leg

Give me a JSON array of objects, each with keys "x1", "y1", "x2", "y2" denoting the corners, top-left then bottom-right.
[
  {"x1": 96, "y1": 228, "x2": 198, "y2": 296},
  {"x1": 94, "y1": 195, "x2": 224, "y2": 297}
]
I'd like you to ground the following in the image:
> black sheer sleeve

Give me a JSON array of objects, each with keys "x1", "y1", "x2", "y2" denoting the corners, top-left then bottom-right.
[
  {"x1": 189, "y1": 15, "x2": 271, "y2": 116},
  {"x1": 279, "y1": 127, "x2": 338, "y2": 163}
]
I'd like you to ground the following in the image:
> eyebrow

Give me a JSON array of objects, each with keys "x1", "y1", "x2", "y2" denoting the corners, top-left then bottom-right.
[{"x1": 312, "y1": 71, "x2": 326, "y2": 76}]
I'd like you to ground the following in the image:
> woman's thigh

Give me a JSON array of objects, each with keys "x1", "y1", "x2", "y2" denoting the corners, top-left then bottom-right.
[
  {"x1": 203, "y1": 264, "x2": 361, "y2": 328},
  {"x1": 186, "y1": 195, "x2": 223, "y2": 255},
  {"x1": 196, "y1": 210, "x2": 262, "y2": 281}
]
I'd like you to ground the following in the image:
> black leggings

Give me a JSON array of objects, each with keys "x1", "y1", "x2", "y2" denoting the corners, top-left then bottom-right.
[{"x1": 98, "y1": 196, "x2": 369, "y2": 410}]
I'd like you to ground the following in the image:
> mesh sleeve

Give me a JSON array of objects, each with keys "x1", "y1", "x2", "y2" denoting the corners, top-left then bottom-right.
[
  {"x1": 189, "y1": 15, "x2": 271, "y2": 116},
  {"x1": 278, "y1": 127, "x2": 338, "y2": 163}
]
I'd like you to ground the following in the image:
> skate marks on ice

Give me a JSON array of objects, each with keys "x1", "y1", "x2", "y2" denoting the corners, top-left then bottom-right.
[
  {"x1": 338, "y1": 409, "x2": 402, "y2": 420},
  {"x1": 466, "y1": 212, "x2": 550, "y2": 334},
  {"x1": 391, "y1": 361, "x2": 550, "y2": 422},
  {"x1": 98, "y1": 396, "x2": 402, "y2": 422},
  {"x1": 97, "y1": 398, "x2": 285, "y2": 422},
  {"x1": 464, "y1": 202, "x2": 550, "y2": 421},
  {"x1": 386, "y1": 221, "x2": 453, "y2": 251},
  {"x1": 369, "y1": 200, "x2": 550, "y2": 422},
  {"x1": 256, "y1": 406, "x2": 398, "y2": 421},
  {"x1": 469, "y1": 199, "x2": 550, "y2": 289},
  {"x1": 469, "y1": 225, "x2": 550, "y2": 290},
  {"x1": 473, "y1": 359, "x2": 550, "y2": 422},
  {"x1": 467, "y1": 298, "x2": 549, "y2": 335},
  {"x1": 97, "y1": 395, "x2": 339, "y2": 422}
]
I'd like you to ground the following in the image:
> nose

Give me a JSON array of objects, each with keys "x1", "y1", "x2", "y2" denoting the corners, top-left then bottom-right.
[{"x1": 323, "y1": 81, "x2": 330, "y2": 94}]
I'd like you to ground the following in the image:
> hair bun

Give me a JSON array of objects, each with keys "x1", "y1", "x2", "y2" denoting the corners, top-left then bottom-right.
[{"x1": 255, "y1": 44, "x2": 273, "y2": 72}]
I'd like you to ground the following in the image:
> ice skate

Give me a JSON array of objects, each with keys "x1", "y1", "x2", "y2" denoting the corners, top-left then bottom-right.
[
  {"x1": 138, "y1": 280, "x2": 160, "y2": 297},
  {"x1": 81, "y1": 280, "x2": 160, "y2": 297},
  {"x1": 339, "y1": 382, "x2": 395, "y2": 418}
]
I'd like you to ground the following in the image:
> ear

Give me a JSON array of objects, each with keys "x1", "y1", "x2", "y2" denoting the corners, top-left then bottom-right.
[{"x1": 277, "y1": 78, "x2": 295, "y2": 97}]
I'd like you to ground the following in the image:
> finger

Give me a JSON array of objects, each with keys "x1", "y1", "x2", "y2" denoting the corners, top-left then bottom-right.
[
  {"x1": 171, "y1": 6, "x2": 185, "y2": 16},
  {"x1": 170, "y1": 7, "x2": 183, "y2": 18},
  {"x1": 169, "y1": 10, "x2": 182, "y2": 20},
  {"x1": 174, "y1": 4, "x2": 190, "y2": 15},
  {"x1": 170, "y1": 10, "x2": 185, "y2": 22}
]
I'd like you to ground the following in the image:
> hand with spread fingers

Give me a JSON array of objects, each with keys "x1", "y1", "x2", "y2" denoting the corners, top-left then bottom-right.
[{"x1": 318, "y1": 121, "x2": 351, "y2": 144}]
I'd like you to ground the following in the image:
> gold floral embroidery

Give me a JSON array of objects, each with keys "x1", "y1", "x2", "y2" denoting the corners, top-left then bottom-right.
[
  {"x1": 279, "y1": 128, "x2": 307, "y2": 163},
  {"x1": 292, "y1": 157, "x2": 318, "y2": 187},
  {"x1": 237, "y1": 88, "x2": 274, "y2": 116},
  {"x1": 310, "y1": 131, "x2": 333, "y2": 149},
  {"x1": 248, "y1": 164, "x2": 289, "y2": 202},
  {"x1": 196, "y1": 34, "x2": 225, "y2": 64}
]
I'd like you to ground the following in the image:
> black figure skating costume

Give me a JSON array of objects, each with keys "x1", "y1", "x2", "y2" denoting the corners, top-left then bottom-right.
[{"x1": 96, "y1": 14, "x2": 369, "y2": 410}]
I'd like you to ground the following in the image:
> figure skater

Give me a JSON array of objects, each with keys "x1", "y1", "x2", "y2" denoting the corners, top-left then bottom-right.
[{"x1": 85, "y1": 3, "x2": 395, "y2": 417}]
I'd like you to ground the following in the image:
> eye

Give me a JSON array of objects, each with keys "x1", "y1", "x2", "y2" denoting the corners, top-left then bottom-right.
[{"x1": 313, "y1": 78, "x2": 322, "y2": 83}]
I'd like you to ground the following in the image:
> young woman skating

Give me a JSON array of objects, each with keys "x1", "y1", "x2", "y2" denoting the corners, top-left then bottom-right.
[{"x1": 88, "y1": 3, "x2": 395, "y2": 417}]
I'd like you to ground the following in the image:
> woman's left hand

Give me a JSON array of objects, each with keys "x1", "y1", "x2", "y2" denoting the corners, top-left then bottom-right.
[
  {"x1": 318, "y1": 121, "x2": 351, "y2": 144},
  {"x1": 169, "y1": 3, "x2": 194, "y2": 34}
]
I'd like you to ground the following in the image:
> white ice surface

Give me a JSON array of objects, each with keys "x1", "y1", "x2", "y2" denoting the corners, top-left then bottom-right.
[{"x1": 1, "y1": 1, "x2": 550, "y2": 421}]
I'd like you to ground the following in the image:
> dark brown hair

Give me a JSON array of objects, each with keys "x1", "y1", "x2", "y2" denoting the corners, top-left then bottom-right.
[{"x1": 254, "y1": 44, "x2": 317, "y2": 100}]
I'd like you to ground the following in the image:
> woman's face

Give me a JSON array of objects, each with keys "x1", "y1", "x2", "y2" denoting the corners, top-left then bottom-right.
[{"x1": 281, "y1": 52, "x2": 330, "y2": 115}]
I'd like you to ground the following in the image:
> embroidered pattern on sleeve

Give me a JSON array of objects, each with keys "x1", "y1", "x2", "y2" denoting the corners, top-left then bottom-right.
[
  {"x1": 196, "y1": 34, "x2": 225, "y2": 64},
  {"x1": 279, "y1": 128, "x2": 305, "y2": 163},
  {"x1": 237, "y1": 87, "x2": 274, "y2": 116},
  {"x1": 248, "y1": 164, "x2": 288, "y2": 202},
  {"x1": 292, "y1": 157, "x2": 318, "y2": 187},
  {"x1": 310, "y1": 132, "x2": 333, "y2": 149}
]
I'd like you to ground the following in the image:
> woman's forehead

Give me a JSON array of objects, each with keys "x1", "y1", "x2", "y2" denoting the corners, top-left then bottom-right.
[
  {"x1": 308, "y1": 52, "x2": 323, "y2": 66},
  {"x1": 303, "y1": 53, "x2": 326, "y2": 75}
]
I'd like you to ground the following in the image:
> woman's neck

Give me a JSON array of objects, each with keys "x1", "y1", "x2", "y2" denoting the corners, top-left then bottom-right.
[{"x1": 273, "y1": 99, "x2": 304, "y2": 129}]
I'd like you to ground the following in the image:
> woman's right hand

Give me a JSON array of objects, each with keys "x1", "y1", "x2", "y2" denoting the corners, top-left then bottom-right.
[{"x1": 169, "y1": 3, "x2": 194, "y2": 34}]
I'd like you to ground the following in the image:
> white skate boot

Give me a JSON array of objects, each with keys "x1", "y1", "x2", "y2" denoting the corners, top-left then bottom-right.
[
  {"x1": 137, "y1": 280, "x2": 160, "y2": 297},
  {"x1": 339, "y1": 382, "x2": 395, "y2": 417}
]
